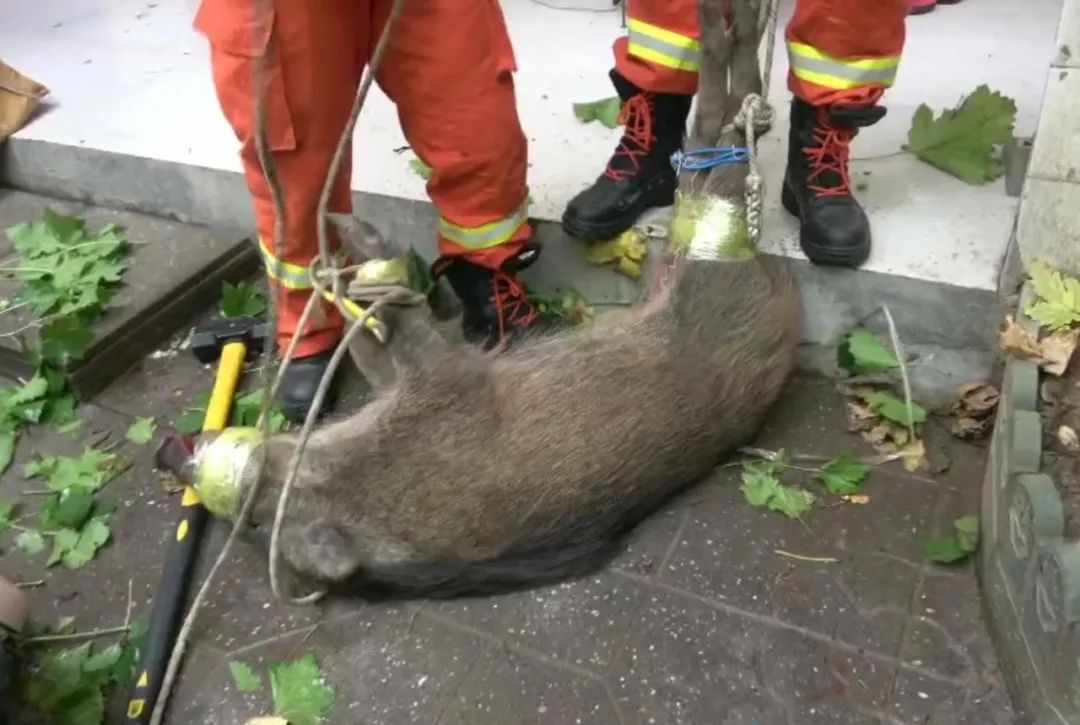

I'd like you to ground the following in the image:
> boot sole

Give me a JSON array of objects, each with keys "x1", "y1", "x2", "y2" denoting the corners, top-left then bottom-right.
[
  {"x1": 781, "y1": 183, "x2": 871, "y2": 268},
  {"x1": 561, "y1": 175, "x2": 675, "y2": 243}
]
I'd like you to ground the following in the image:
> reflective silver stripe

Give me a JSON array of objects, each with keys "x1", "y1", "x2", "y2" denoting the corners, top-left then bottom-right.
[
  {"x1": 439, "y1": 202, "x2": 529, "y2": 250},
  {"x1": 789, "y1": 54, "x2": 898, "y2": 85},
  {"x1": 627, "y1": 20, "x2": 700, "y2": 71}
]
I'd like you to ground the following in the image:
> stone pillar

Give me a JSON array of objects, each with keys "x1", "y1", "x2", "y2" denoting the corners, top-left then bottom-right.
[{"x1": 1016, "y1": 0, "x2": 1080, "y2": 277}]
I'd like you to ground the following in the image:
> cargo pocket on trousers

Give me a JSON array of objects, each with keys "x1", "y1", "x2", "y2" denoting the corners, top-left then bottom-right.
[{"x1": 194, "y1": 0, "x2": 296, "y2": 152}]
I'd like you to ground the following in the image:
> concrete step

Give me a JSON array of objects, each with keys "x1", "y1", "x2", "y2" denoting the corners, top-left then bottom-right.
[
  {"x1": 1, "y1": 137, "x2": 1004, "y2": 407},
  {"x1": 0, "y1": 187, "x2": 259, "y2": 398}
]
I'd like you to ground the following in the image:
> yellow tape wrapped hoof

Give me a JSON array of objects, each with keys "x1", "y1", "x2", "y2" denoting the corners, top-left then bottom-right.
[
  {"x1": 668, "y1": 191, "x2": 753, "y2": 262},
  {"x1": 192, "y1": 427, "x2": 267, "y2": 521}
]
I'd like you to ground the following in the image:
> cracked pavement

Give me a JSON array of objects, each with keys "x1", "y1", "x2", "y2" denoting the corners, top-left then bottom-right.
[{"x1": 1, "y1": 331, "x2": 1019, "y2": 723}]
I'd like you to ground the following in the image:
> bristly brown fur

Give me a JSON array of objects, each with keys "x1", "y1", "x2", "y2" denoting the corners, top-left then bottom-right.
[{"x1": 243, "y1": 0, "x2": 799, "y2": 599}]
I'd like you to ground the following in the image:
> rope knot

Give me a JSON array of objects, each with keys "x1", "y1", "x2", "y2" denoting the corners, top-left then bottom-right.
[{"x1": 733, "y1": 93, "x2": 774, "y2": 134}]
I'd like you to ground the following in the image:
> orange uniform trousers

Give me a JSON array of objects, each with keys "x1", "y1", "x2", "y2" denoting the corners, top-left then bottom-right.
[
  {"x1": 195, "y1": 0, "x2": 531, "y2": 357},
  {"x1": 617, "y1": 0, "x2": 908, "y2": 105}
]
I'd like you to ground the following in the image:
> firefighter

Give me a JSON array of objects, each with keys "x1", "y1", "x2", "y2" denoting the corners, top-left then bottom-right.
[
  {"x1": 195, "y1": 0, "x2": 560, "y2": 422},
  {"x1": 563, "y1": 0, "x2": 909, "y2": 269}
]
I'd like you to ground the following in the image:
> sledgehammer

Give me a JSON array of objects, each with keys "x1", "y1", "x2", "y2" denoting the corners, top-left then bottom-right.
[{"x1": 125, "y1": 316, "x2": 267, "y2": 723}]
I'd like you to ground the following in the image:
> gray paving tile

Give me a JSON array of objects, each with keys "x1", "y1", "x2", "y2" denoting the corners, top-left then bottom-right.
[
  {"x1": 422, "y1": 590, "x2": 519, "y2": 634},
  {"x1": 660, "y1": 469, "x2": 937, "y2": 656},
  {"x1": 438, "y1": 643, "x2": 618, "y2": 725},
  {"x1": 609, "y1": 497, "x2": 689, "y2": 576},
  {"x1": 495, "y1": 570, "x2": 649, "y2": 673},
  {"x1": 608, "y1": 587, "x2": 893, "y2": 724},
  {"x1": 886, "y1": 666, "x2": 1019, "y2": 725}
]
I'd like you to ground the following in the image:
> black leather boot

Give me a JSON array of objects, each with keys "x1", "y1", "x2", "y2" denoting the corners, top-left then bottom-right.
[
  {"x1": 434, "y1": 245, "x2": 562, "y2": 350},
  {"x1": 781, "y1": 98, "x2": 886, "y2": 268},
  {"x1": 279, "y1": 350, "x2": 339, "y2": 423},
  {"x1": 562, "y1": 69, "x2": 692, "y2": 243}
]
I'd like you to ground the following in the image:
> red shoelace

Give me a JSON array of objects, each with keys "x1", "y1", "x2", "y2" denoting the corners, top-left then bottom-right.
[
  {"x1": 603, "y1": 94, "x2": 656, "y2": 182},
  {"x1": 490, "y1": 271, "x2": 539, "y2": 341},
  {"x1": 803, "y1": 115, "x2": 856, "y2": 199}
]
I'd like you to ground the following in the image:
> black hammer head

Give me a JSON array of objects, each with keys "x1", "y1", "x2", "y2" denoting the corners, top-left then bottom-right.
[{"x1": 190, "y1": 316, "x2": 268, "y2": 364}]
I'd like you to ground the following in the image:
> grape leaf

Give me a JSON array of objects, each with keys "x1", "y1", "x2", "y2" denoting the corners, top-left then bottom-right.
[
  {"x1": 1024, "y1": 259, "x2": 1080, "y2": 331},
  {"x1": 16, "y1": 529, "x2": 45, "y2": 555},
  {"x1": 0, "y1": 501, "x2": 14, "y2": 536},
  {"x1": 768, "y1": 486, "x2": 817, "y2": 519},
  {"x1": 740, "y1": 461, "x2": 781, "y2": 506},
  {"x1": 816, "y1": 454, "x2": 870, "y2": 494},
  {"x1": 837, "y1": 328, "x2": 900, "y2": 375},
  {"x1": 906, "y1": 85, "x2": 1017, "y2": 185},
  {"x1": 406, "y1": 246, "x2": 435, "y2": 295},
  {"x1": 39, "y1": 316, "x2": 95, "y2": 365},
  {"x1": 923, "y1": 536, "x2": 969, "y2": 564},
  {"x1": 230, "y1": 661, "x2": 264, "y2": 693},
  {"x1": 954, "y1": 515, "x2": 980, "y2": 553},
  {"x1": 572, "y1": 97, "x2": 623, "y2": 129},
  {"x1": 270, "y1": 654, "x2": 336, "y2": 725},
  {"x1": 408, "y1": 157, "x2": 433, "y2": 180},
  {"x1": 111, "y1": 619, "x2": 149, "y2": 687},
  {"x1": 51, "y1": 487, "x2": 95, "y2": 529},
  {"x1": 47, "y1": 528, "x2": 80, "y2": 567},
  {"x1": 61, "y1": 516, "x2": 111, "y2": 569},
  {"x1": 221, "y1": 281, "x2": 268, "y2": 318},
  {"x1": 125, "y1": 417, "x2": 157, "y2": 445},
  {"x1": 868, "y1": 392, "x2": 927, "y2": 427}
]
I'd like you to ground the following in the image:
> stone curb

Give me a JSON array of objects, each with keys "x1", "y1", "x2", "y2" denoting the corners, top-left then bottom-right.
[{"x1": 979, "y1": 280, "x2": 1079, "y2": 724}]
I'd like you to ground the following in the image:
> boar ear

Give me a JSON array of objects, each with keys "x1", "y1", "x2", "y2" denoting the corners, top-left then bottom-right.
[
  {"x1": 326, "y1": 213, "x2": 393, "y2": 262},
  {"x1": 280, "y1": 519, "x2": 363, "y2": 583}
]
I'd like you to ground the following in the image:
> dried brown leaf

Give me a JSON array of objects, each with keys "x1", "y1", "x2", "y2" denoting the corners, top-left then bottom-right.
[
  {"x1": 998, "y1": 315, "x2": 1079, "y2": 376},
  {"x1": 841, "y1": 494, "x2": 870, "y2": 504},
  {"x1": 899, "y1": 439, "x2": 929, "y2": 473},
  {"x1": 950, "y1": 382, "x2": 1000, "y2": 415},
  {"x1": 1041, "y1": 328, "x2": 1079, "y2": 376},
  {"x1": 950, "y1": 415, "x2": 992, "y2": 440}
]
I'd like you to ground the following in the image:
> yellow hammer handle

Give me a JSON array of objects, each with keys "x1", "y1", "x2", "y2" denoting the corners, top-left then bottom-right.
[{"x1": 202, "y1": 341, "x2": 247, "y2": 433}]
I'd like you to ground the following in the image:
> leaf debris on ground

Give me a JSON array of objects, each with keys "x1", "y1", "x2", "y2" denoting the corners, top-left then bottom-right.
[
  {"x1": 230, "y1": 661, "x2": 264, "y2": 693},
  {"x1": 946, "y1": 382, "x2": 999, "y2": 439},
  {"x1": 221, "y1": 281, "x2": 268, "y2": 318},
  {"x1": 177, "y1": 388, "x2": 287, "y2": 436},
  {"x1": 998, "y1": 313, "x2": 1077, "y2": 376},
  {"x1": 1025, "y1": 259, "x2": 1080, "y2": 331},
  {"x1": 269, "y1": 653, "x2": 336, "y2": 725},
  {"x1": 408, "y1": 157, "x2": 433, "y2": 180},
  {"x1": 923, "y1": 515, "x2": 980, "y2": 564},
  {"x1": 739, "y1": 456, "x2": 816, "y2": 519},
  {"x1": 584, "y1": 227, "x2": 649, "y2": 279},
  {"x1": 844, "y1": 385, "x2": 928, "y2": 473},
  {"x1": 837, "y1": 328, "x2": 900, "y2": 375},
  {"x1": 906, "y1": 84, "x2": 1017, "y2": 185},
  {"x1": 815, "y1": 454, "x2": 869, "y2": 494},
  {"x1": 125, "y1": 416, "x2": 157, "y2": 445},
  {"x1": 572, "y1": 96, "x2": 623, "y2": 129}
]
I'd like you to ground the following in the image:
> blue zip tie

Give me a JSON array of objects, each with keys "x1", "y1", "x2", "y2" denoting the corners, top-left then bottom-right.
[{"x1": 670, "y1": 146, "x2": 750, "y2": 172}]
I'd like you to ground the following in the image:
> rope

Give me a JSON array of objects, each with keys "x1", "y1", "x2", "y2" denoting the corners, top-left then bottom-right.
[
  {"x1": 671, "y1": 146, "x2": 750, "y2": 172},
  {"x1": 720, "y1": 0, "x2": 780, "y2": 248}
]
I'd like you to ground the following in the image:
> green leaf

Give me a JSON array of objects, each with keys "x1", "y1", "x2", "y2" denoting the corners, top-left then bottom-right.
[
  {"x1": 220, "y1": 281, "x2": 268, "y2": 318},
  {"x1": 270, "y1": 654, "x2": 336, "y2": 725},
  {"x1": 906, "y1": 85, "x2": 1017, "y2": 185},
  {"x1": 1024, "y1": 259, "x2": 1080, "y2": 331},
  {"x1": 41, "y1": 393, "x2": 77, "y2": 426},
  {"x1": 406, "y1": 246, "x2": 435, "y2": 295},
  {"x1": 25, "y1": 642, "x2": 93, "y2": 709},
  {"x1": 740, "y1": 461, "x2": 781, "y2": 506},
  {"x1": 53, "y1": 488, "x2": 95, "y2": 529},
  {"x1": 837, "y1": 328, "x2": 900, "y2": 375},
  {"x1": 83, "y1": 643, "x2": 124, "y2": 677},
  {"x1": 0, "y1": 501, "x2": 14, "y2": 536},
  {"x1": 47, "y1": 528, "x2": 80, "y2": 567},
  {"x1": 111, "y1": 618, "x2": 149, "y2": 687},
  {"x1": 176, "y1": 408, "x2": 205, "y2": 436},
  {"x1": 954, "y1": 515, "x2": 980, "y2": 553},
  {"x1": 232, "y1": 389, "x2": 287, "y2": 433},
  {"x1": 125, "y1": 416, "x2": 157, "y2": 445},
  {"x1": 767, "y1": 485, "x2": 816, "y2": 518},
  {"x1": 0, "y1": 431, "x2": 14, "y2": 474},
  {"x1": 8, "y1": 374, "x2": 49, "y2": 405},
  {"x1": 51, "y1": 687, "x2": 105, "y2": 725},
  {"x1": 923, "y1": 536, "x2": 969, "y2": 564},
  {"x1": 816, "y1": 454, "x2": 870, "y2": 494},
  {"x1": 17, "y1": 529, "x2": 45, "y2": 555},
  {"x1": 868, "y1": 392, "x2": 927, "y2": 427},
  {"x1": 408, "y1": 157, "x2": 433, "y2": 180},
  {"x1": 572, "y1": 97, "x2": 623, "y2": 129},
  {"x1": 230, "y1": 660, "x2": 264, "y2": 693},
  {"x1": 61, "y1": 517, "x2": 111, "y2": 569},
  {"x1": 26, "y1": 448, "x2": 126, "y2": 493},
  {"x1": 39, "y1": 317, "x2": 95, "y2": 366}
]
